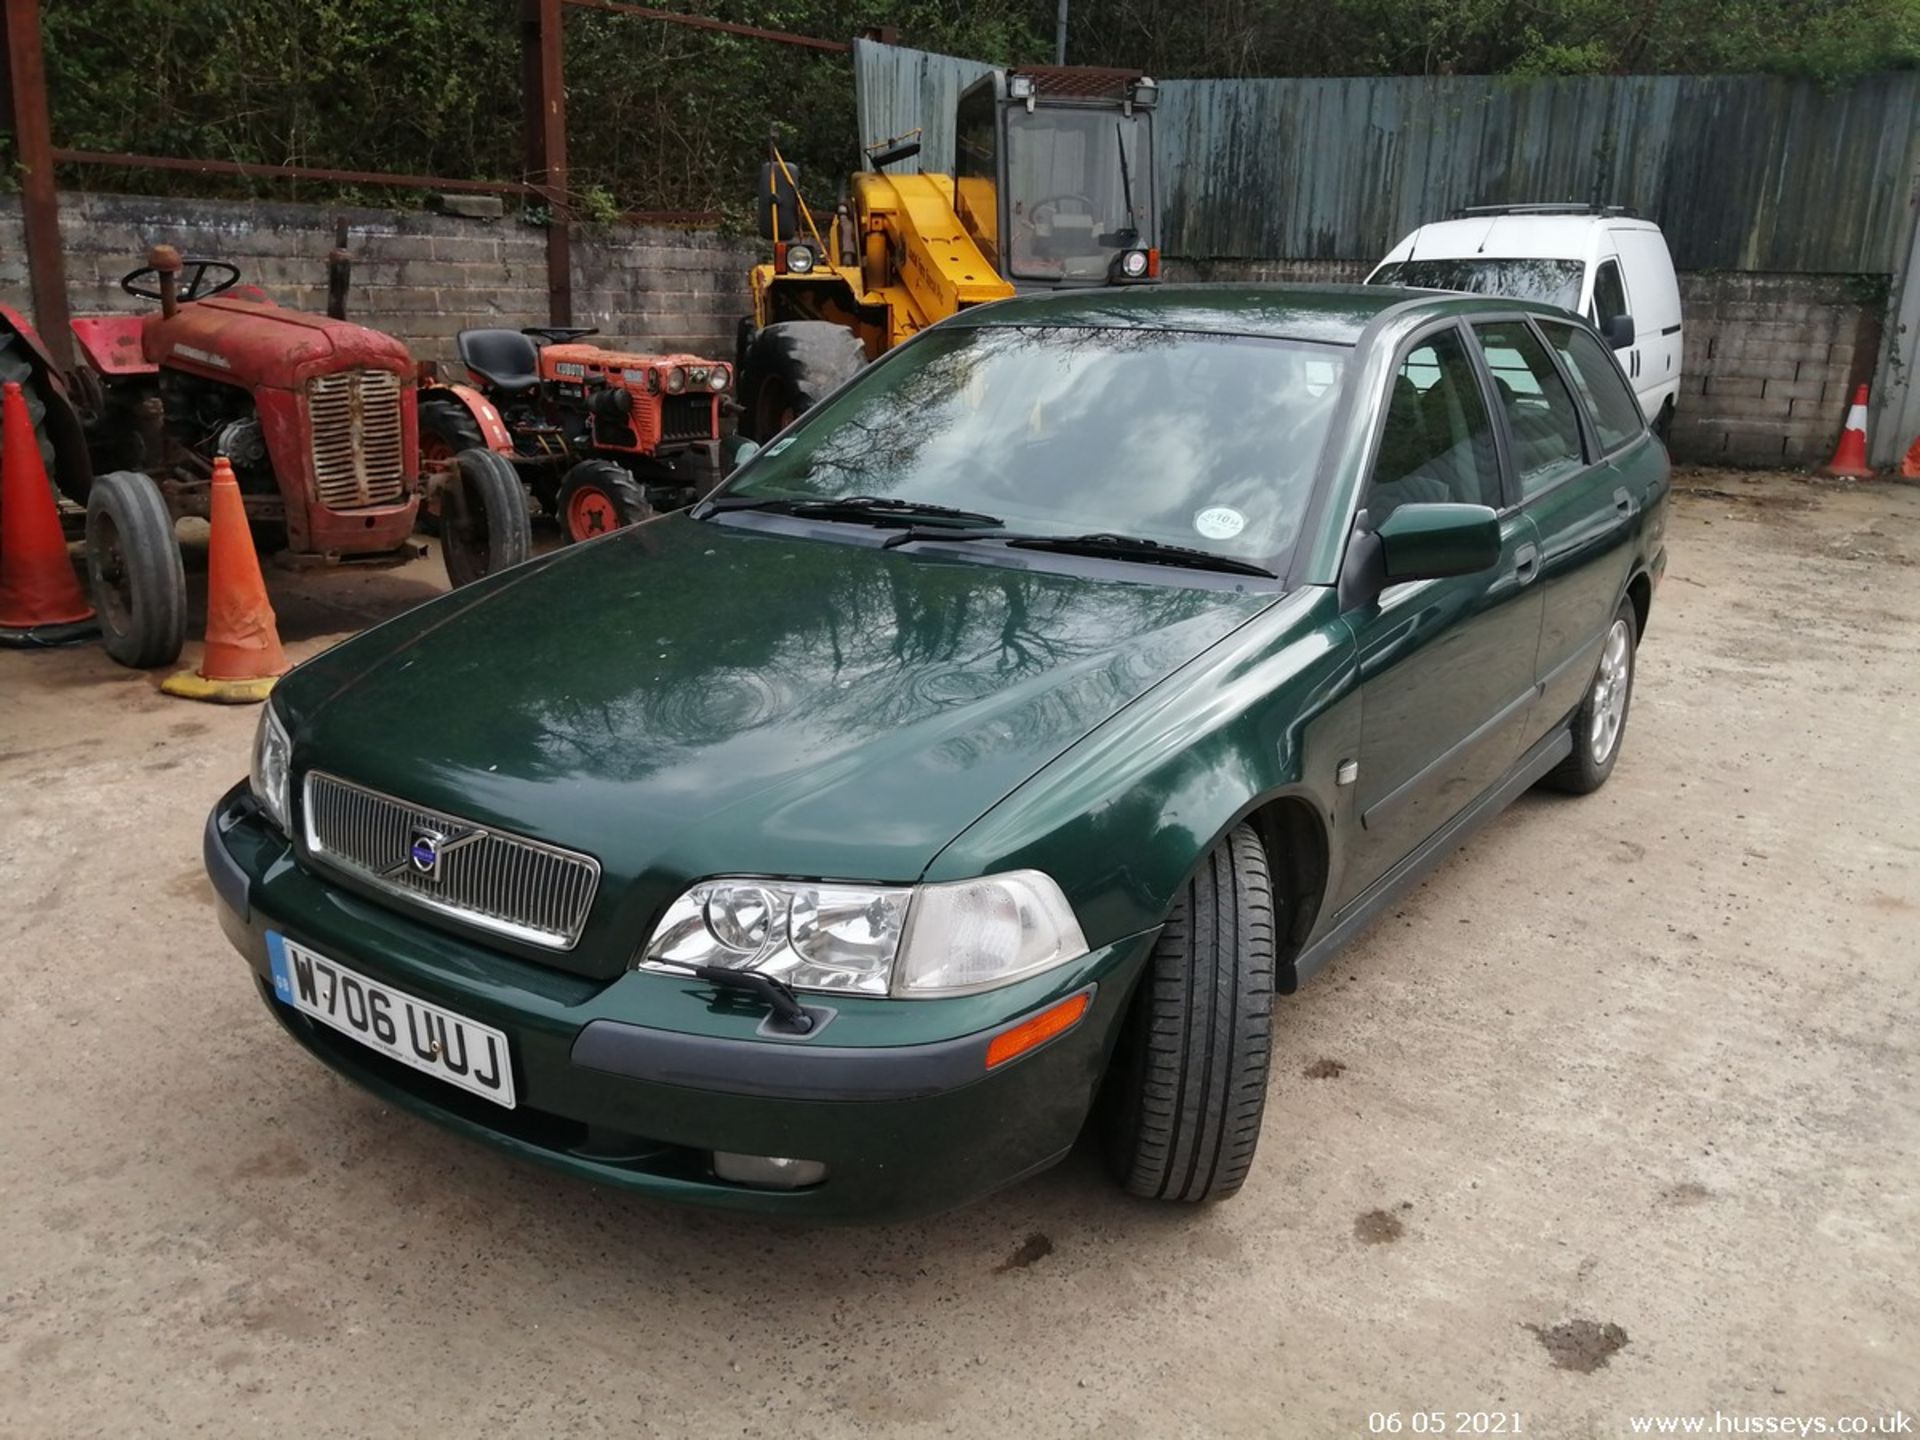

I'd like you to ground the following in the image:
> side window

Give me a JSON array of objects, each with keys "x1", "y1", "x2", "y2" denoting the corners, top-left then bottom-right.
[
  {"x1": 1365, "y1": 327, "x2": 1501, "y2": 519},
  {"x1": 954, "y1": 87, "x2": 1000, "y2": 266},
  {"x1": 1541, "y1": 320, "x2": 1645, "y2": 452},
  {"x1": 1591, "y1": 260, "x2": 1628, "y2": 331},
  {"x1": 1473, "y1": 322, "x2": 1588, "y2": 498}
]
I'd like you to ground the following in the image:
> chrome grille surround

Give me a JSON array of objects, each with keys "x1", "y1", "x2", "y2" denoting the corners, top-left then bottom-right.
[
  {"x1": 301, "y1": 771, "x2": 600, "y2": 950},
  {"x1": 307, "y1": 369, "x2": 407, "y2": 509}
]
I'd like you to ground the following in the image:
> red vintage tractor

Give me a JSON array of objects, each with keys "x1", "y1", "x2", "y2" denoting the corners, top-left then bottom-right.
[
  {"x1": 417, "y1": 326, "x2": 732, "y2": 544},
  {"x1": 0, "y1": 246, "x2": 530, "y2": 668}
]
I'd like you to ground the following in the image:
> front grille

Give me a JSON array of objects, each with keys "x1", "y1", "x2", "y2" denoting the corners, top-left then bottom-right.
[
  {"x1": 307, "y1": 369, "x2": 407, "y2": 509},
  {"x1": 301, "y1": 772, "x2": 600, "y2": 950},
  {"x1": 659, "y1": 394, "x2": 716, "y2": 444}
]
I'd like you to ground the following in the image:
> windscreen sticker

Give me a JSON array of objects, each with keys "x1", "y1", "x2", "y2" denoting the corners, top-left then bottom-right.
[
  {"x1": 1194, "y1": 506, "x2": 1246, "y2": 541},
  {"x1": 764, "y1": 437, "x2": 796, "y2": 456}
]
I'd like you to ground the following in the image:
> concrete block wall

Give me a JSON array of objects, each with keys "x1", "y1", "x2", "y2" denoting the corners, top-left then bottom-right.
[
  {"x1": 1166, "y1": 257, "x2": 1880, "y2": 469},
  {"x1": 0, "y1": 191, "x2": 760, "y2": 368}
]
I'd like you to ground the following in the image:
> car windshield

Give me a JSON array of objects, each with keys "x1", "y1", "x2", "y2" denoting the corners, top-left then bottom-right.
[
  {"x1": 1372, "y1": 258, "x2": 1585, "y2": 311},
  {"x1": 1006, "y1": 109, "x2": 1154, "y2": 282},
  {"x1": 717, "y1": 324, "x2": 1348, "y2": 572}
]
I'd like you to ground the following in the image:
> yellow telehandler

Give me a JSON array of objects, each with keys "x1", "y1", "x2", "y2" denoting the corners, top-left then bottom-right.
[{"x1": 734, "y1": 65, "x2": 1161, "y2": 439}]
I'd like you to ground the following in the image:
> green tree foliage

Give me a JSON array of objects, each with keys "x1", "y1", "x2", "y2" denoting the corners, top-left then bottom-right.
[{"x1": 30, "y1": 0, "x2": 1918, "y2": 219}]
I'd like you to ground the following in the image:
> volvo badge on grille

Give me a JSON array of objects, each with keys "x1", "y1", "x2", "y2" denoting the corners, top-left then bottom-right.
[{"x1": 408, "y1": 826, "x2": 447, "y2": 877}]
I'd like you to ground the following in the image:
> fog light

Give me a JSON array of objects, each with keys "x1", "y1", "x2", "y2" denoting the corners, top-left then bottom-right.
[
  {"x1": 712, "y1": 1152, "x2": 827, "y2": 1189},
  {"x1": 784, "y1": 243, "x2": 816, "y2": 275}
]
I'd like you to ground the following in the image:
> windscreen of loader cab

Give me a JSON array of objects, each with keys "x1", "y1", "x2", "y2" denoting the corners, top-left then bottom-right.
[
  {"x1": 1005, "y1": 109, "x2": 1154, "y2": 282},
  {"x1": 722, "y1": 324, "x2": 1349, "y2": 570},
  {"x1": 1372, "y1": 258, "x2": 1585, "y2": 312}
]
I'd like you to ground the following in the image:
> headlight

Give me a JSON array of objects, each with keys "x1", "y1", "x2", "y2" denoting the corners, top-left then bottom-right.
[
  {"x1": 784, "y1": 243, "x2": 815, "y2": 275},
  {"x1": 664, "y1": 365, "x2": 688, "y2": 394},
  {"x1": 707, "y1": 364, "x2": 730, "y2": 392},
  {"x1": 1118, "y1": 248, "x2": 1150, "y2": 279},
  {"x1": 250, "y1": 703, "x2": 292, "y2": 832},
  {"x1": 636, "y1": 870, "x2": 1087, "y2": 997}
]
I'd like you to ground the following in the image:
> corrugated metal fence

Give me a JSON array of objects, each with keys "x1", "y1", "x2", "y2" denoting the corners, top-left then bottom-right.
[{"x1": 852, "y1": 41, "x2": 1920, "y2": 276}]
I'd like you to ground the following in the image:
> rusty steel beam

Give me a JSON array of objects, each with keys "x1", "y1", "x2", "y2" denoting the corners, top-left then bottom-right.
[
  {"x1": 53, "y1": 148, "x2": 539, "y2": 196},
  {"x1": 3, "y1": 1, "x2": 73, "y2": 369},
  {"x1": 524, "y1": 0, "x2": 572, "y2": 326},
  {"x1": 562, "y1": 0, "x2": 849, "y2": 53}
]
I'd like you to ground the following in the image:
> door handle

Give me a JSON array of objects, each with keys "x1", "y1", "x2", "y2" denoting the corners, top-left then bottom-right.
[
  {"x1": 1513, "y1": 543, "x2": 1539, "y2": 585},
  {"x1": 1613, "y1": 487, "x2": 1633, "y2": 516}
]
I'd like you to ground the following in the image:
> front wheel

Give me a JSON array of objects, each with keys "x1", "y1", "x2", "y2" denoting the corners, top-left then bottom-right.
[
  {"x1": 1105, "y1": 823, "x2": 1276, "y2": 1203},
  {"x1": 1542, "y1": 599, "x2": 1638, "y2": 795},
  {"x1": 439, "y1": 448, "x2": 531, "y2": 588},
  {"x1": 85, "y1": 470, "x2": 186, "y2": 668},
  {"x1": 737, "y1": 321, "x2": 867, "y2": 441},
  {"x1": 556, "y1": 459, "x2": 653, "y2": 544}
]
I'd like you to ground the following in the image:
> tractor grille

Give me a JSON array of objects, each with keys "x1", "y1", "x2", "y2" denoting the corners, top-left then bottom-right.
[
  {"x1": 659, "y1": 394, "x2": 716, "y2": 444},
  {"x1": 307, "y1": 369, "x2": 408, "y2": 510},
  {"x1": 301, "y1": 771, "x2": 600, "y2": 950}
]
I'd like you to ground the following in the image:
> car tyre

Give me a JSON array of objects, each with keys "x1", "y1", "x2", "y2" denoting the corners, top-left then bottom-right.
[
  {"x1": 85, "y1": 470, "x2": 187, "y2": 669},
  {"x1": 1106, "y1": 822, "x2": 1276, "y2": 1203},
  {"x1": 1543, "y1": 598, "x2": 1638, "y2": 795},
  {"x1": 440, "y1": 447, "x2": 531, "y2": 588},
  {"x1": 738, "y1": 321, "x2": 866, "y2": 441},
  {"x1": 556, "y1": 459, "x2": 654, "y2": 544}
]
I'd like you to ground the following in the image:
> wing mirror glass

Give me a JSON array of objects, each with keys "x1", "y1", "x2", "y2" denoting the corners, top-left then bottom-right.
[
  {"x1": 1376, "y1": 503, "x2": 1502, "y2": 582},
  {"x1": 1604, "y1": 313, "x2": 1635, "y2": 350}
]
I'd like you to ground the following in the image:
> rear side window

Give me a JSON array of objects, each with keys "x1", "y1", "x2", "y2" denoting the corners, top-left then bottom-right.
[
  {"x1": 1473, "y1": 322, "x2": 1587, "y2": 498},
  {"x1": 1591, "y1": 260, "x2": 1628, "y2": 331},
  {"x1": 1366, "y1": 327, "x2": 1501, "y2": 518},
  {"x1": 1542, "y1": 321, "x2": 1644, "y2": 452}
]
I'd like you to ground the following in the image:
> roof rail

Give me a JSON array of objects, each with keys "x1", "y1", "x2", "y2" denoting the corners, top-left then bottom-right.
[{"x1": 1449, "y1": 202, "x2": 1639, "y2": 220}]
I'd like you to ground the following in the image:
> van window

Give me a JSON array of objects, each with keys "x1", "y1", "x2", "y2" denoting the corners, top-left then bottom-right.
[
  {"x1": 1473, "y1": 322, "x2": 1587, "y2": 498},
  {"x1": 1541, "y1": 321, "x2": 1644, "y2": 452},
  {"x1": 1591, "y1": 260, "x2": 1629, "y2": 332},
  {"x1": 1366, "y1": 328, "x2": 1501, "y2": 518}
]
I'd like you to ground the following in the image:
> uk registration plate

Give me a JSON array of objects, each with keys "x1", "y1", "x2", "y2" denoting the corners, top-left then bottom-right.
[{"x1": 267, "y1": 933, "x2": 516, "y2": 1108}]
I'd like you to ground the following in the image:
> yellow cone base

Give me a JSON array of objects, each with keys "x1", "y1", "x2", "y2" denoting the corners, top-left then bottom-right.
[{"x1": 160, "y1": 669, "x2": 280, "y2": 705}]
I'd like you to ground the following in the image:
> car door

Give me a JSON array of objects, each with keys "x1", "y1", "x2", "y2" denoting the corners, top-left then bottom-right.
[
  {"x1": 1336, "y1": 321, "x2": 1544, "y2": 909},
  {"x1": 1588, "y1": 252, "x2": 1649, "y2": 412},
  {"x1": 1474, "y1": 316, "x2": 1638, "y2": 732}
]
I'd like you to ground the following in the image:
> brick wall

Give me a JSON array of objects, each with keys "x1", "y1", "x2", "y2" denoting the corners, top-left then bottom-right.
[
  {"x1": 1166, "y1": 257, "x2": 1879, "y2": 468},
  {"x1": 0, "y1": 191, "x2": 760, "y2": 367}
]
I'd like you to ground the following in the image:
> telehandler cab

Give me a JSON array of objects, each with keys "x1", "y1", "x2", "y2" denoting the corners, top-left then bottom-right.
[{"x1": 735, "y1": 65, "x2": 1160, "y2": 440}]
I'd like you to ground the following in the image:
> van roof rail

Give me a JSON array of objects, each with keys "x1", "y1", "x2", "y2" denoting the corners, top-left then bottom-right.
[{"x1": 1449, "y1": 202, "x2": 1639, "y2": 220}]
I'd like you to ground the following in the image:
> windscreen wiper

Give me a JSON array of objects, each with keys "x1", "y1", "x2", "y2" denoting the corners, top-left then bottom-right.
[
  {"x1": 884, "y1": 526, "x2": 1276, "y2": 579},
  {"x1": 702, "y1": 494, "x2": 1004, "y2": 528}
]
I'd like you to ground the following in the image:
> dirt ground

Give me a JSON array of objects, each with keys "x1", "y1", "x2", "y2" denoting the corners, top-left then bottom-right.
[{"x1": 2, "y1": 473, "x2": 1916, "y2": 1439}]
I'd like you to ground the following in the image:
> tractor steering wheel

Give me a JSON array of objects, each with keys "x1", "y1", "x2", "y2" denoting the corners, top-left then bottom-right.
[
  {"x1": 522, "y1": 326, "x2": 600, "y2": 345},
  {"x1": 1031, "y1": 194, "x2": 1097, "y2": 225},
  {"x1": 120, "y1": 258, "x2": 242, "y2": 304}
]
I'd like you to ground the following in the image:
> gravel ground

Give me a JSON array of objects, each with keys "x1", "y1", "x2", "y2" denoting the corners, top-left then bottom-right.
[{"x1": 2, "y1": 473, "x2": 1916, "y2": 1439}]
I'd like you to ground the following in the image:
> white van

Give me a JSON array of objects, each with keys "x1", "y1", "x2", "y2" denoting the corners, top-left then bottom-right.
[{"x1": 1368, "y1": 205, "x2": 1684, "y2": 435}]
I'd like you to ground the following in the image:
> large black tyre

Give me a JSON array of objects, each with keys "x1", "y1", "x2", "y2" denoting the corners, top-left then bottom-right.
[
  {"x1": 85, "y1": 470, "x2": 187, "y2": 669},
  {"x1": 440, "y1": 448, "x2": 531, "y2": 588},
  {"x1": 1106, "y1": 823, "x2": 1276, "y2": 1203},
  {"x1": 737, "y1": 321, "x2": 867, "y2": 441},
  {"x1": 555, "y1": 459, "x2": 654, "y2": 544},
  {"x1": 1542, "y1": 599, "x2": 1638, "y2": 795},
  {"x1": 418, "y1": 392, "x2": 488, "y2": 465}
]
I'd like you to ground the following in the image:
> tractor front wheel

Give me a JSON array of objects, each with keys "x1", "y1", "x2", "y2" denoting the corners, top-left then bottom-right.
[
  {"x1": 556, "y1": 459, "x2": 653, "y2": 544},
  {"x1": 439, "y1": 448, "x2": 531, "y2": 588},
  {"x1": 738, "y1": 322, "x2": 867, "y2": 441},
  {"x1": 85, "y1": 470, "x2": 187, "y2": 669}
]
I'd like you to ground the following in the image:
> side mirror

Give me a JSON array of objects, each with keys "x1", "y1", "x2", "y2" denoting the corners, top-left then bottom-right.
[
  {"x1": 728, "y1": 438, "x2": 761, "y2": 473},
  {"x1": 866, "y1": 139, "x2": 922, "y2": 170},
  {"x1": 755, "y1": 161, "x2": 801, "y2": 244},
  {"x1": 1604, "y1": 313, "x2": 1635, "y2": 350},
  {"x1": 1376, "y1": 503, "x2": 1502, "y2": 582}
]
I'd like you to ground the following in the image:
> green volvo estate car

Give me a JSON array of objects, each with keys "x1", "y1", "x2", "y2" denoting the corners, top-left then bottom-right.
[{"x1": 205, "y1": 285, "x2": 1668, "y2": 1221}]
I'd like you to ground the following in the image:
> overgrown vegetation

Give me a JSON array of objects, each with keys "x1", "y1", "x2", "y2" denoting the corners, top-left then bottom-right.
[{"x1": 30, "y1": 0, "x2": 1920, "y2": 221}]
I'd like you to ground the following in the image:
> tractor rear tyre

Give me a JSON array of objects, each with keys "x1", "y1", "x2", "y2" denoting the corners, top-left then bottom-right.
[
  {"x1": 440, "y1": 448, "x2": 531, "y2": 588},
  {"x1": 416, "y1": 394, "x2": 491, "y2": 538},
  {"x1": 85, "y1": 470, "x2": 187, "y2": 669},
  {"x1": 556, "y1": 459, "x2": 653, "y2": 544},
  {"x1": 738, "y1": 322, "x2": 867, "y2": 441}
]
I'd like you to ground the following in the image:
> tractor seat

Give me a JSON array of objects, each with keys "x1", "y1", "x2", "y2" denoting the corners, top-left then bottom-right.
[{"x1": 456, "y1": 328, "x2": 541, "y2": 395}]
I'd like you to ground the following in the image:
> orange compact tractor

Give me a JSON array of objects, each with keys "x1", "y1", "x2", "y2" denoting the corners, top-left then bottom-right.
[
  {"x1": 417, "y1": 326, "x2": 732, "y2": 544},
  {"x1": 0, "y1": 247, "x2": 530, "y2": 668}
]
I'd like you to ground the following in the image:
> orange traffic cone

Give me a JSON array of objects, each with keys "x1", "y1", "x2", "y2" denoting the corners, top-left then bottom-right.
[
  {"x1": 1901, "y1": 436, "x2": 1919, "y2": 481},
  {"x1": 0, "y1": 380, "x2": 97, "y2": 646},
  {"x1": 161, "y1": 456, "x2": 289, "y2": 703},
  {"x1": 1820, "y1": 384, "x2": 1874, "y2": 479}
]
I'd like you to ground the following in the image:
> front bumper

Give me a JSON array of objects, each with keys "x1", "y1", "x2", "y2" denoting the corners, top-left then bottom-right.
[{"x1": 207, "y1": 784, "x2": 1153, "y2": 1221}]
